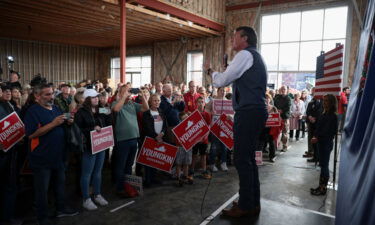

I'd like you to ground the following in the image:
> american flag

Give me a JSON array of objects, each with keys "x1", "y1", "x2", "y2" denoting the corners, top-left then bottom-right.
[{"x1": 314, "y1": 44, "x2": 344, "y2": 98}]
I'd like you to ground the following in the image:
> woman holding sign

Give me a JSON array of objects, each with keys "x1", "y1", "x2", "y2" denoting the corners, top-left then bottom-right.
[
  {"x1": 74, "y1": 88, "x2": 112, "y2": 211},
  {"x1": 141, "y1": 94, "x2": 167, "y2": 187}
]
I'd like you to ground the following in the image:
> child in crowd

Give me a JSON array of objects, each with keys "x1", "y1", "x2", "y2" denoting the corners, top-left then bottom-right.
[
  {"x1": 259, "y1": 93, "x2": 279, "y2": 162},
  {"x1": 206, "y1": 87, "x2": 229, "y2": 172},
  {"x1": 175, "y1": 112, "x2": 193, "y2": 186},
  {"x1": 190, "y1": 97, "x2": 212, "y2": 179}
]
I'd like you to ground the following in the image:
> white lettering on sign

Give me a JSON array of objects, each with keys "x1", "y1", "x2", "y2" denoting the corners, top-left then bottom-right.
[
  {"x1": 142, "y1": 148, "x2": 174, "y2": 164},
  {"x1": 180, "y1": 120, "x2": 205, "y2": 144},
  {"x1": 217, "y1": 120, "x2": 233, "y2": 138},
  {"x1": 0, "y1": 121, "x2": 23, "y2": 142},
  {"x1": 93, "y1": 135, "x2": 113, "y2": 146}
]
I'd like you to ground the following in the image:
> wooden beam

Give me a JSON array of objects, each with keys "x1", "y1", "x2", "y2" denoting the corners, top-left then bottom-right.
[
  {"x1": 226, "y1": 0, "x2": 303, "y2": 11},
  {"x1": 126, "y1": 3, "x2": 220, "y2": 36},
  {"x1": 131, "y1": 0, "x2": 224, "y2": 32}
]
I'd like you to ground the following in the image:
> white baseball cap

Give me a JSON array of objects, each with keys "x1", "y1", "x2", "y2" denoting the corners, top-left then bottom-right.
[{"x1": 83, "y1": 88, "x2": 99, "y2": 99}]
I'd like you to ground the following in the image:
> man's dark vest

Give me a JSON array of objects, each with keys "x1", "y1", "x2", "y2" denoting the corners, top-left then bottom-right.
[{"x1": 232, "y1": 47, "x2": 268, "y2": 111}]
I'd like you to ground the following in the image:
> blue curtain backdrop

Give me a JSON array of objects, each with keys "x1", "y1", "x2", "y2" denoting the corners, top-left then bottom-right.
[{"x1": 335, "y1": 1, "x2": 375, "y2": 225}]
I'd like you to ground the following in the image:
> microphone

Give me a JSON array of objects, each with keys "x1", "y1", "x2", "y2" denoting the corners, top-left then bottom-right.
[{"x1": 223, "y1": 54, "x2": 228, "y2": 69}]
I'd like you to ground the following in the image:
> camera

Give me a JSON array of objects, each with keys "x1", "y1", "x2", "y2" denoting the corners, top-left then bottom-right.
[{"x1": 129, "y1": 88, "x2": 140, "y2": 95}]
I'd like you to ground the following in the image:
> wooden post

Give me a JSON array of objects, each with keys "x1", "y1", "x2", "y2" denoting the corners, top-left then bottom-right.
[{"x1": 120, "y1": 0, "x2": 126, "y2": 83}]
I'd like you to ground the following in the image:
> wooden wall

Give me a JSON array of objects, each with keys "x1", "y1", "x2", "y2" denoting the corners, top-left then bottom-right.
[
  {"x1": 153, "y1": 36, "x2": 224, "y2": 85},
  {"x1": 0, "y1": 38, "x2": 98, "y2": 86},
  {"x1": 164, "y1": 0, "x2": 226, "y2": 24},
  {"x1": 97, "y1": 36, "x2": 224, "y2": 86}
]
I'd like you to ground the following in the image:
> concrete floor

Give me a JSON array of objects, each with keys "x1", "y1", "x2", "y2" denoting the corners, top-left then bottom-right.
[{"x1": 20, "y1": 137, "x2": 339, "y2": 225}]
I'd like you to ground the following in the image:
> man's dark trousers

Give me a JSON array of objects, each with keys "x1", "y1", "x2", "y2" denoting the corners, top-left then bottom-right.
[{"x1": 233, "y1": 108, "x2": 267, "y2": 210}]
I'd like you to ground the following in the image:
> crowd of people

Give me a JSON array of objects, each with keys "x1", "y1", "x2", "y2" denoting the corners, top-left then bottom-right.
[{"x1": 0, "y1": 70, "x2": 349, "y2": 225}]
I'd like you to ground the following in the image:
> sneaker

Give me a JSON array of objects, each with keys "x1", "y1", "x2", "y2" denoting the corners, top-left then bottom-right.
[
  {"x1": 220, "y1": 162, "x2": 228, "y2": 171},
  {"x1": 94, "y1": 195, "x2": 108, "y2": 206},
  {"x1": 82, "y1": 198, "x2": 97, "y2": 211},
  {"x1": 56, "y1": 207, "x2": 79, "y2": 217},
  {"x1": 269, "y1": 157, "x2": 276, "y2": 163},
  {"x1": 209, "y1": 164, "x2": 218, "y2": 172},
  {"x1": 201, "y1": 171, "x2": 212, "y2": 179}
]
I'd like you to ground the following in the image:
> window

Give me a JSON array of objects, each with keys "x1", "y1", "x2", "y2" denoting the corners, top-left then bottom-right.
[
  {"x1": 110, "y1": 55, "x2": 151, "y2": 88},
  {"x1": 187, "y1": 52, "x2": 203, "y2": 87},
  {"x1": 260, "y1": 6, "x2": 348, "y2": 91}
]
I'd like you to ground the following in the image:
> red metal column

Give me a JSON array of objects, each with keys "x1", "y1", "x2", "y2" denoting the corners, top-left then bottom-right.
[{"x1": 120, "y1": 0, "x2": 126, "y2": 83}]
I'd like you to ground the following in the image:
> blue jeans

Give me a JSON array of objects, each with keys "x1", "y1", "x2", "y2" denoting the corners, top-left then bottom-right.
[
  {"x1": 318, "y1": 139, "x2": 334, "y2": 178},
  {"x1": 115, "y1": 139, "x2": 138, "y2": 191},
  {"x1": 0, "y1": 151, "x2": 17, "y2": 222},
  {"x1": 209, "y1": 136, "x2": 228, "y2": 164},
  {"x1": 233, "y1": 109, "x2": 267, "y2": 210},
  {"x1": 33, "y1": 167, "x2": 66, "y2": 221},
  {"x1": 81, "y1": 151, "x2": 105, "y2": 199}
]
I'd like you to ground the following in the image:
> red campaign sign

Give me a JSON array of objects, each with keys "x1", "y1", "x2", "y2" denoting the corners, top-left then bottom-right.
[
  {"x1": 172, "y1": 110, "x2": 210, "y2": 151},
  {"x1": 212, "y1": 100, "x2": 234, "y2": 115},
  {"x1": 210, "y1": 114, "x2": 234, "y2": 150},
  {"x1": 137, "y1": 137, "x2": 178, "y2": 173},
  {"x1": 0, "y1": 112, "x2": 25, "y2": 152},
  {"x1": 90, "y1": 126, "x2": 115, "y2": 154},
  {"x1": 255, "y1": 151, "x2": 263, "y2": 165},
  {"x1": 266, "y1": 113, "x2": 281, "y2": 127}
]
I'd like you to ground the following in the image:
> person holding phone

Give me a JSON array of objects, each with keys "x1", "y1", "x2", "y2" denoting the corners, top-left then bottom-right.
[
  {"x1": 112, "y1": 85, "x2": 149, "y2": 197},
  {"x1": 24, "y1": 83, "x2": 78, "y2": 225}
]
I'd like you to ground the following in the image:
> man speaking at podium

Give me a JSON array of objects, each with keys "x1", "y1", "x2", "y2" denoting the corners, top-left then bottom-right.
[{"x1": 205, "y1": 26, "x2": 268, "y2": 218}]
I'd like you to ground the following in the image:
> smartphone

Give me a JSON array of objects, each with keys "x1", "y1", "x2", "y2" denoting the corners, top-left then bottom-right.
[
  {"x1": 129, "y1": 88, "x2": 140, "y2": 95},
  {"x1": 99, "y1": 107, "x2": 110, "y2": 115},
  {"x1": 64, "y1": 113, "x2": 71, "y2": 120}
]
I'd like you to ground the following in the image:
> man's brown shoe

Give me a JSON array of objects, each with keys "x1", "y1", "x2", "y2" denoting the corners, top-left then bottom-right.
[{"x1": 222, "y1": 205, "x2": 261, "y2": 218}]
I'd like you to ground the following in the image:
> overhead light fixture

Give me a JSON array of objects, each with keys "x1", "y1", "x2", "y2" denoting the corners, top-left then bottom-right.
[
  {"x1": 101, "y1": 5, "x2": 106, "y2": 10},
  {"x1": 179, "y1": 24, "x2": 183, "y2": 27},
  {"x1": 166, "y1": 14, "x2": 171, "y2": 20},
  {"x1": 187, "y1": 21, "x2": 193, "y2": 26}
]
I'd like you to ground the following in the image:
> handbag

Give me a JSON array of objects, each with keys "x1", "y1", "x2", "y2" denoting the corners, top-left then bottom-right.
[{"x1": 66, "y1": 123, "x2": 85, "y2": 153}]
